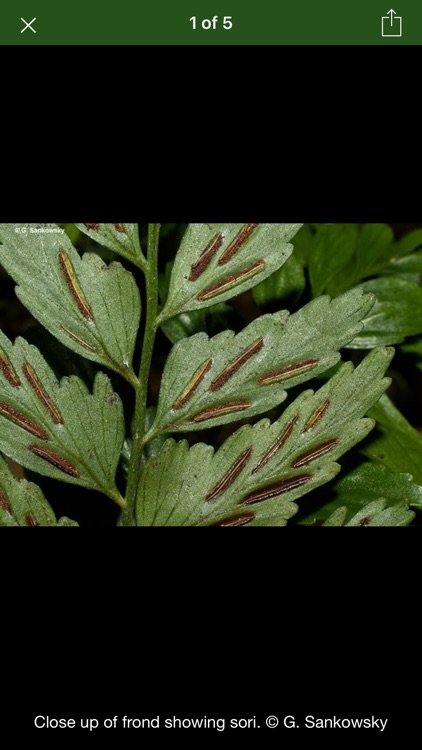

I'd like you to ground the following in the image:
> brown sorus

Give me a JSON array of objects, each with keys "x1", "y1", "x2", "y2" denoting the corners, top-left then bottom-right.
[
  {"x1": 191, "y1": 401, "x2": 250, "y2": 422},
  {"x1": 206, "y1": 447, "x2": 253, "y2": 502},
  {"x1": 218, "y1": 224, "x2": 259, "y2": 265},
  {"x1": 0, "y1": 352, "x2": 20, "y2": 388},
  {"x1": 252, "y1": 416, "x2": 299, "y2": 474},
  {"x1": 58, "y1": 250, "x2": 93, "y2": 321},
  {"x1": 258, "y1": 358, "x2": 319, "y2": 385},
  {"x1": 25, "y1": 512, "x2": 39, "y2": 527},
  {"x1": 22, "y1": 362, "x2": 63, "y2": 425},
  {"x1": 172, "y1": 359, "x2": 213, "y2": 410},
  {"x1": 240, "y1": 474, "x2": 312, "y2": 505},
  {"x1": 197, "y1": 260, "x2": 266, "y2": 301},
  {"x1": 212, "y1": 512, "x2": 255, "y2": 527},
  {"x1": 28, "y1": 445, "x2": 80, "y2": 478},
  {"x1": 209, "y1": 339, "x2": 264, "y2": 391},
  {"x1": 189, "y1": 233, "x2": 224, "y2": 281},
  {"x1": 303, "y1": 400, "x2": 330, "y2": 432},
  {"x1": 0, "y1": 488, "x2": 10, "y2": 513},
  {"x1": 60, "y1": 326, "x2": 98, "y2": 353},
  {"x1": 0, "y1": 401, "x2": 49, "y2": 440},
  {"x1": 291, "y1": 439, "x2": 338, "y2": 468}
]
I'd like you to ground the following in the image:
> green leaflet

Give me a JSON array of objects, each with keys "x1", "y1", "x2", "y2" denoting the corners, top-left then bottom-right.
[
  {"x1": 0, "y1": 455, "x2": 78, "y2": 527},
  {"x1": 0, "y1": 331, "x2": 124, "y2": 503},
  {"x1": 361, "y1": 394, "x2": 422, "y2": 485},
  {"x1": 151, "y1": 288, "x2": 375, "y2": 434},
  {"x1": 322, "y1": 499, "x2": 414, "y2": 527},
  {"x1": 354, "y1": 223, "x2": 397, "y2": 278},
  {"x1": 300, "y1": 223, "x2": 422, "y2": 347},
  {"x1": 137, "y1": 347, "x2": 393, "y2": 526},
  {"x1": 307, "y1": 223, "x2": 422, "y2": 297},
  {"x1": 309, "y1": 224, "x2": 360, "y2": 296},
  {"x1": 159, "y1": 223, "x2": 302, "y2": 320},
  {"x1": 299, "y1": 463, "x2": 422, "y2": 525},
  {"x1": 391, "y1": 229, "x2": 422, "y2": 260},
  {"x1": 387, "y1": 251, "x2": 422, "y2": 284},
  {"x1": 75, "y1": 223, "x2": 146, "y2": 267},
  {"x1": 349, "y1": 276, "x2": 422, "y2": 347},
  {"x1": 0, "y1": 224, "x2": 141, "y2": 385},
  {"x1": 56, "y1": 517, "x2": 79, "y2": 527}
]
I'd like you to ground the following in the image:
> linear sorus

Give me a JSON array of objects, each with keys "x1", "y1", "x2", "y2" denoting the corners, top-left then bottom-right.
[
  {"x1": 291, "y1": 439, "x2": 338, "y2": 468},
  {"x1": 25, "y1": 512, "x2": 39, "y2": 527},
  {"x1": 197, "y1": 260, "x2": 266, "y2": 301},
  {"x1": 189, "y1": 233, "x2": 223, "y2": 281},
  {"x1": 112, "y1": 223, "x2": 125, "y2": 233},
  {"x1": 0, "y1": 401, "x2": 49, "y2": 440},
  {"x1": 60, "y1": 326, "x2": 98, "y2": 353},
  {"x1": 211, "y1": 511, "x2": 256, "y2": 527},
  {"x1": 83, "y1": 223, "x2": 100, "y2": 230},
  {"x1": 28, "y1": 445, "x2": 80, "y2": 478},
  {"x1": 172, "y1": 359, "x2": 213, "y2": 410},
  {"x1": 240, "y1": 474, "x2": 312, "y2": 505},
  {"x1": 0, "y1": 350, "x2": 20, "y2": 387},
  {"x1": 191, "y1": 401, "x2": 250, "y2": 422},
  {"x1": 58, "y1": 250, "x2": 93, "y2": 320},
  {"x1": 22, "y1": 363, "x2": 62, "y2": 425},
  {"x1": 252, "y1": 416, "x2": 299, "y2": 474},
  {"x1": 303, "y1": 400, "x2": 330, "y2": 432},
  {"x1": 0, "y1": 488, "x2": 10, "y2": 512},
  {"x1": 257, "y1": 358, "x2": 319, "y2": 385},
  {"x1": 209, "y1": 339, "x2": 264, "y2": 391},
  {"x1": 206, "y1": 447, "x2": 253, "y2": 502},
  {"x1": 218, "y1": 224, "x2": 259, "y2": 265}
]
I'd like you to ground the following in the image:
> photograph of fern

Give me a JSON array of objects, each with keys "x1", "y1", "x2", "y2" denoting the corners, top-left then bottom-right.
[{"x1": 1, "y1": 223, "x2": 421, "y2": 526}]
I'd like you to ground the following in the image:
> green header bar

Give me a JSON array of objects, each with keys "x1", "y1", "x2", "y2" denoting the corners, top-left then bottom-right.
[{"x1": 0, "y1": 1, "x2": 419, "y2": 45}]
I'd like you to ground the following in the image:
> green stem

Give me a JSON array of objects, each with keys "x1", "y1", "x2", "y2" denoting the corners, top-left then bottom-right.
[
  {"x1": 109, "y1": 488, "x2": 127, "y2": 509},
  {"x1": 134, "y1": 255, "x2": 148, "y2": 274},
  {"x1": 122, "y1": 224, "x2": 160, "y2": 526}
]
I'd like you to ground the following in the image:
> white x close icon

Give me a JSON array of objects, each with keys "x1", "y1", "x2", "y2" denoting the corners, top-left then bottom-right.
[{"x1": 21, "y1": 17, "x2": 37, "y2": 34}]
